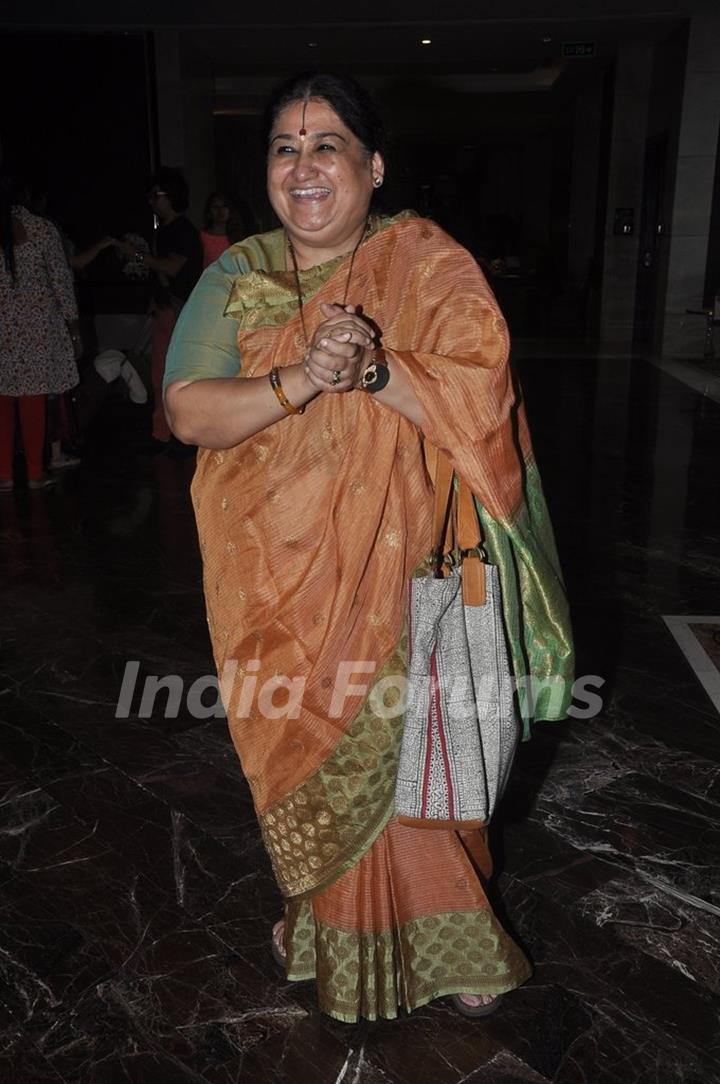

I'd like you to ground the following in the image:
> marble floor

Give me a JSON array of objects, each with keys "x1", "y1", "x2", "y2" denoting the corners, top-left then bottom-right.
[{"x1": 1, "y1": 353, "x2": 719, "y2": 1083}]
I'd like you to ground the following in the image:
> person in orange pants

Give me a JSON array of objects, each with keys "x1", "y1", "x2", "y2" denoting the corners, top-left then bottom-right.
[
  {"x1": 118, "y1": 168, "x2": 202, "y2": 451},
  {"x1": 0, "y1": 395, "x2": 48, "y2": 489}
]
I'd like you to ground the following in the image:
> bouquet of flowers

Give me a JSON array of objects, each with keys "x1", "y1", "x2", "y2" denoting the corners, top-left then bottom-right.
[{"x1": 119, "y1": 233, "x2": 150, "y2": 279}]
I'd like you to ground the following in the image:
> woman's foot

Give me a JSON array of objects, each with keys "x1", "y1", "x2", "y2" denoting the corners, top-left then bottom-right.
[
  {"x1": 271, "y1": 919, "x2": 287, "y2": 968},
  {"x1": 450, "y1": 992, "x2": 503, "y2": 1018},
  {"x1": 50, "y1": 451, "x2": 81, "y2": 470},
  {"x1": 28, "y1": 474, "x2": 56, "y2": 490}
]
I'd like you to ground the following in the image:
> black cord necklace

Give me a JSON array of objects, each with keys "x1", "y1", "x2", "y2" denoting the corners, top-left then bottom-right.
[{"x1": 286, "y1": 218, "x2": 369, "y2": 353}]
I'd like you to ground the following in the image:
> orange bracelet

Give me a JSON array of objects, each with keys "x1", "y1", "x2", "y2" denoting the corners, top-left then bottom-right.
[{"x1": 269, "y1": 366, "x2": 305, "y2": 415}]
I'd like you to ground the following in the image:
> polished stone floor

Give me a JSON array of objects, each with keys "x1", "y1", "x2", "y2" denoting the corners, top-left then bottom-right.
[{"x1": 1, "y1": 353, "x2": 719, "y2": 1082}]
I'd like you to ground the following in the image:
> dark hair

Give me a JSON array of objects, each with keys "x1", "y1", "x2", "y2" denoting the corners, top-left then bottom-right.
[
  {"x1": 0, "y1": 170, "x2": 17, "y2": 279},
  {"x1": 262, "y1": 71, "x2": 386, "y2": 159},
  {"x1": 203, "y1": 190, "x2": 250, "y2": 243},
  {"x1": 152, "y1": 167, "x2": 189, "y2": 214}
]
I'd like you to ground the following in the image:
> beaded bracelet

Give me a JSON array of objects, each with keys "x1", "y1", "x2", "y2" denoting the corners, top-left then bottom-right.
[{"x1": 269, "y1": 366, "x2": 305, "y2": 415}]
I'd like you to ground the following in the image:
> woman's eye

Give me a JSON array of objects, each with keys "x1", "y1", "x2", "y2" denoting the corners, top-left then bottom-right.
[
  {"x1": 274, "y1": 144, "x2": 296, "y2": 155},
  {"x1": 316, "y1": 143, "x2": 336, "y2": 153}
]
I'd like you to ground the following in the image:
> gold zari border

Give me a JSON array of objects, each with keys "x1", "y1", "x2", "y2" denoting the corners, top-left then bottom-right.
[
  {"x1": 284, "y1": 903, "x2": 532, "y2": 1022},
  {"x1": 258, "y1": 631, "x2": 407, "y2": 898}
]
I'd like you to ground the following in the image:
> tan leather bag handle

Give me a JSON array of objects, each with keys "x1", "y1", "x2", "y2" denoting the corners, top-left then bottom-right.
[
  {"x1": 457, "y1": 479, "x2": 487, "y2": 605},
  {"x1": 430, "y1": 448, "x2": 455, "y2": 571},
  {"x1": 426, "y1": 445, "x2": 487, "y2": 605}
]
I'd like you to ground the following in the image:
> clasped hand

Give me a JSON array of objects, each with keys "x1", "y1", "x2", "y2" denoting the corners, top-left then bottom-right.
[{"x1": 303, "y1": 303, "x2": 375, "y2": 393}]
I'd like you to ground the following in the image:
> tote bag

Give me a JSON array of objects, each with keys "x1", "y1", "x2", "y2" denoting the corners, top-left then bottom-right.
[{"x1": 395, "y1": 449, "x2": 520, "y2": 828}]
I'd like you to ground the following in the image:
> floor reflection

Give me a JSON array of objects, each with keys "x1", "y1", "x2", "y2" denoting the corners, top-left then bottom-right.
[{"x1": 0, "y1": 356, "x2": 719, "y2": 1082}]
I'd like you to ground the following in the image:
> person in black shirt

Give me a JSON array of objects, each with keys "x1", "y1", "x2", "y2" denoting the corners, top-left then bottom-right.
[{"x1": 120, "y1": 168, "x2": 202, "y2": 448}]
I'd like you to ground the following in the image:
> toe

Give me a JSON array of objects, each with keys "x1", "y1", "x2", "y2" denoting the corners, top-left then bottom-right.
[
  {"x1": 272, "y1": 920, "x2": 286, "y2": 953},
  {"x1": 457, "y1": 992, "x2": 496, "y2": 1009}
]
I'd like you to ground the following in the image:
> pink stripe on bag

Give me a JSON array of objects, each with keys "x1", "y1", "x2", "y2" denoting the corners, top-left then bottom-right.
[
  {"x1": 420, "y1": 662, "x2": 434, "y2": 818},
  {"x1": 431, "y1": 650, "x2": 455, "y2": 819},
  {"x1": 407, "y1": 582, "x2": 414, "y2": 656},
  {"x1": 420, "y1": 648, "x2": 456, "y2": 819}
]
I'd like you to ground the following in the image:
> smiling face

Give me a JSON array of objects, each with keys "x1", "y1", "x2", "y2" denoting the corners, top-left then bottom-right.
[{"x1": 267, "y1": 98, "x2": 384, "y2": 265}]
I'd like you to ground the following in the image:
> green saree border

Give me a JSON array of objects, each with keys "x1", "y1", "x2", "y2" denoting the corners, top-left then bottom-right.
[
  {"x1": 284, "y1": 904, "x2": 533, "y2": 1022},
  {"x1": 224, "y1": 211, "x2": 417, "y2": 331},
  {"x1": 258, "y1": 630, "x2": 407, "y2": 899},
  {"x1": 474, "y1": 457, "x2": 575, "y2": 737}
]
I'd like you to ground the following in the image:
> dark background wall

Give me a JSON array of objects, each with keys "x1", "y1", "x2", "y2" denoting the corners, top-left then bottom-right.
[
  {"x1": 0, "y1": 32, "x2": 154, "y2": 246},
  {"x1": 214, "y1": 85, "x2": 575, "y2": 258},
  {"x1": 0, "y1": 32, "x2": 158, "y2": 315},
  {"x1": 2, "y1": 13, "x2": 710, "y2": 346},
  {"x1": 214, "y1": 82, "x2": 578, "y2": 339}
]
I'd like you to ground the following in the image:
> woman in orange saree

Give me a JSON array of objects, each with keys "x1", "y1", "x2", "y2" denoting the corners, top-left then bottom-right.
[{"x1": 164, "y1": 73, "x2": 573, "y2": 1022}]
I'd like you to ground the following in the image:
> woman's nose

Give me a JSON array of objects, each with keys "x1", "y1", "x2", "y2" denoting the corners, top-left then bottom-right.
[{"x1": 291, "y1": 146, "x2": 317, "y2": 179}]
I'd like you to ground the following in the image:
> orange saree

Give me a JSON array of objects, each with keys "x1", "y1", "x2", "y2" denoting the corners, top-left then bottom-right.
[{"x1": 186, "y1": 214, "x2": 572, "y2": 1020}]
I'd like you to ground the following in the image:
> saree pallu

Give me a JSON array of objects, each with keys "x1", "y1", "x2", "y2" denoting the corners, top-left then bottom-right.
[{"x1": 189, "y1": 214, "x2": 571, "y2": 1019}]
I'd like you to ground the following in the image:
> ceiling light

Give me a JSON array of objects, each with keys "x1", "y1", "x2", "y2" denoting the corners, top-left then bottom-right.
[
  {"x1": 307, "y1": 41, "x2": 318, "y2": 47},
  {"x1": 420, "y1": 38, "x2": 432, "y2": 45},
  {"x1": 541, "y1": 35, "x2": 552, "y2": 43}
]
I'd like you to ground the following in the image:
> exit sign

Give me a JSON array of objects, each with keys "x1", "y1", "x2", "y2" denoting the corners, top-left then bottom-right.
[{"x1": 562, "y1": 41, "x2": 595, "y2": 57}]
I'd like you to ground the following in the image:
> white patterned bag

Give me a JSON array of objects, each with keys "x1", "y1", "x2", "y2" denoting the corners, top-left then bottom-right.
[{"x1": 395, "y1": 452, "x2": 520, "y2": 828}]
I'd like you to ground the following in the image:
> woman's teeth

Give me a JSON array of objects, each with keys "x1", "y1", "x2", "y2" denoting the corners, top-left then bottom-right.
[{"x1": 291, "y1": 187, "x2": 331, "y2": 199}]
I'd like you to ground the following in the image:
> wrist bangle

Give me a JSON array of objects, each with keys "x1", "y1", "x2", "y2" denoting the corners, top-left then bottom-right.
[{"x1": 269, "y1": 366, "x2": 305, "y2": 415}]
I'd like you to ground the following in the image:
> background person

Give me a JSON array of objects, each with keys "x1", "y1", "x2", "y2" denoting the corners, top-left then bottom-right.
[
  {"x1": 67, "y1": 234, "x2": 118, "y2": 272},
  {"x1": 14, "y1": 179, "x2": 123, "y2": 470},
  {"x1": 163, "y1": 72, "x2": 573, "y2": 1022},
  {"x1": 118, "y1": 167, "x2": 201, "y2": 451},
  {"x1": 0, "y1": 171, "x2": 81, "y2": 491},
  {"x1": 199, "y1": 190, "x2": 247, "y2": 269},
  {"x1": 16, "y1": 178, "x2": 119, "y2": 273}
]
